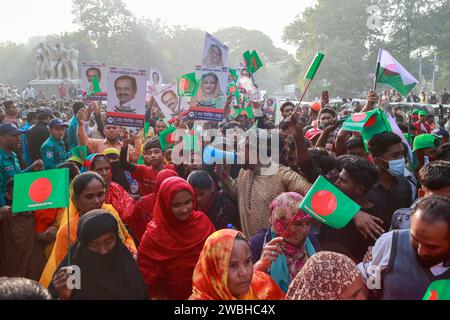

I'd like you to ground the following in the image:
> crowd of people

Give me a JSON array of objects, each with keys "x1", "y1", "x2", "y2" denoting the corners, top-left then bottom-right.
[{"x1": 0, "y1": 80, "x2": 449, "y2": 301}]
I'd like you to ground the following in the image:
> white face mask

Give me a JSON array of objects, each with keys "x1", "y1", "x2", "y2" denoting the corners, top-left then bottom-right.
[{"x1": 386, "y1": 158, "x2": 406, "y2": 177}]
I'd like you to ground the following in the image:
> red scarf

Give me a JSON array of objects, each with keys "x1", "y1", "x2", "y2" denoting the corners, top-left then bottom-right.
[
  {"x1": 128, "y1": 169, "x2": 179, "y2": 244},
  {"x1": 138, "y1": 177, "x2": 215, "y2": 299}
]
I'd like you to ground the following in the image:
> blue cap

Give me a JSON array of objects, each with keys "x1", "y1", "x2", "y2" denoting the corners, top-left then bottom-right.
[
  {"x1": 432, "y1": 128, "x2": 449, "y2": 139},
  {"x1": 48, "y1": 118, "x2": 68, "y2": 129},
  {"x1": 0, "y1": 123, "x2": 25, "y2": 136}
]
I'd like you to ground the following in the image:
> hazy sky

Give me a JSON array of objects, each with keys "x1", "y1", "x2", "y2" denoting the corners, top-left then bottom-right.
[{"x1": 0, "y1": 0, "x2": 315, "y2": 53}]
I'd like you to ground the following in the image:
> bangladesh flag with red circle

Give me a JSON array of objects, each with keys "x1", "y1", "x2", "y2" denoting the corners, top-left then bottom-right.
[
  {"x1": 342, "y1": 108, "x2": 392, "y2": 144},
  {"x1": 299, "y1": 176, "x2": 361, "y2": 229},
  {"x1": 423, "y1": 280, "x2": 450, "y2": 300},
  {"x1": 12, "y1": 168, "x2": 70, "y2": 214},
  {"x1": 159, "y1": 126, "x2": 177, "y2": 151}
]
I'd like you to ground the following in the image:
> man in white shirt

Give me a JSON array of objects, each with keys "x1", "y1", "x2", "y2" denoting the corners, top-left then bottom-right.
[
  {"x1": 23, "y1": 85, "x2": 36, "y2": 101},
  {"x1": 359, "y1": 196, "x2": 450, "y2": 300}
]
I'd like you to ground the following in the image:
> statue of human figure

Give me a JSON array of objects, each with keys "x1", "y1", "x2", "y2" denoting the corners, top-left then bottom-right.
[
  {"x1": 56, "y1": 43, "x2": 72, "y2": 79},
  {"x1": 35, "y1": 43, "x2": 44, "y2": 80},
  {"x1": 48, "y1": 45, "x2": 60, "y2": 79},
  {"x1": 68, "y1": 44, "x2": 79, "y2": 80},
  {"x1": 40, "y1": 44, "x2": 50, "y2": 80}
]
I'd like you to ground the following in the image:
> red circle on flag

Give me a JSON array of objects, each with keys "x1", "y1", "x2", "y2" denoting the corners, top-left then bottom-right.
[
  {"x1": 311, "y1": 190, "x2": 337, "y2": 216},
  {"x1": 180, "y1": 79, "x2": 189, "y2": 91},
  {"x1": 29, "y1": 178, "x2": 53, "y2": 203},
  {"x1": 365, "y1": 115, "x2": 376, "y2": 128},
  {"x1": 428, "y1": 290, "x2": 438, "y2": 300},
  {"x1": 230, "y1": 86, "x2": 237, "y2": 93},
  {"x1": 351, "y1": 113, "x2": 367, "y2": 122},
  {"x1": 167, "y1": 133, "x2": 174, "y2": 144}
]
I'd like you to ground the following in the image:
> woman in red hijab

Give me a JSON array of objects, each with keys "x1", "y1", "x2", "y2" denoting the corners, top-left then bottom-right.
[
  {"x1": 128, "y1": 169, "x2": 179, "y2": 244},
  {"x1": 137, "y1": 177, "x2": 215, "y2": 300}
]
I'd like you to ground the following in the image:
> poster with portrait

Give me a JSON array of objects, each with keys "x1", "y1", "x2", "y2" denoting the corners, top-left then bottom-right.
[
  {"x1": 148, "y1": 67, "x2": 163, "y2": 94},
  {"x1": 262, "y1": 97, "x2": 277, "y2": 116},
  {"x1": 202, "y1": 33, "x2": 229, "y2": 67},
  {"x1": 191, "y1": 66, "x2": 229, "y2": 109},
  {"x1": 106, "y1": 66, "x2": 147, "y2": 129},
  {"x1": 153, "y1": 80, "x2": 190, "y2": 119},
  {"x1": 81, "y1": 62, "x2": 108, "y2": 102}
]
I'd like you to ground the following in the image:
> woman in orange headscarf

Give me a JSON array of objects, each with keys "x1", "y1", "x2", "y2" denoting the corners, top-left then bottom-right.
[
  {"x1": 138, "y1": 177, "x2": 215, "y2": 300},
  {"x1": 190, "y1": 229, "x2": 285, "y2": 300}
]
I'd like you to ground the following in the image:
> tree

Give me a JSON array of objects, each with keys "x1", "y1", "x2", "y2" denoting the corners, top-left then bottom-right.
[
  {"x1": 0, "y1": 42, "x2": 35, "y2": 89},
  {"x1": 283, "y1": 0, "x2": 375, "y2": 97},
  {"x1": 213, "y1": 27, "x2": 292, "y2": 93}
]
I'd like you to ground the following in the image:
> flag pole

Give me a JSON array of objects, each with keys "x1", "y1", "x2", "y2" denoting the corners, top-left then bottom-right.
[
  {"x1": 373, "y1": 49, "x2": 382, "y2": 92},
  {"x1": 67, "y1": 205, "x2": 70, "y2": 266},
  {"x1": 297, "y1": 79, "x2": 313, "y2": 109},
  {"x1": 373, "y1": 62, "x2": 380, "y2": 92},
  {"x1": 177, "y1": 79, "x2": 181, "y2": 115}
]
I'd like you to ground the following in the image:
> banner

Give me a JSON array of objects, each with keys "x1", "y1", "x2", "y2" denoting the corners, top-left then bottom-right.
[
  {"x1": 182, "y1": 106, "x2": 224, "y2": 122},
  {"x1": 262, "y1": 97, "x2": 277, "y2": 116},
  {"x1": 202, "y1": 33, "x2": 229, "y2": 67},
  {"x1": 148, "y1": 67, "x2": 164, "y2": 94},
  {"x1": 192, "y1": 66, "x2": 229, "y2": 109},
  {"x1": 106, "y1": 66, "x2": 147, "y2": 129},
  {"x1": 154, "y1": 80, "x2": 190, "y2": 119},
  {"x1": 81, "y1": 62, "x2": 108, "y2": 103}
]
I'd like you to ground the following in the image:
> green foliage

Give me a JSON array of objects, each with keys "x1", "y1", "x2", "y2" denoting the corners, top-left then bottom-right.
[{"x1": 284, "y1": 0, "x2": 449, "y2": 97}]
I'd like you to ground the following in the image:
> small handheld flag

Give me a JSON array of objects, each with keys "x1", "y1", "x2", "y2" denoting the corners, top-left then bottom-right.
[
  {"x1": 243, "y1": 50, "x2": 263, "y2": 74},
  {"x1": 342, "y1": 109, "x2": 392, "y2": 150},
  {"x1": 87, "y1": 75, "x2": 101, "y2": 95},
  {"x1": 232, "y1": 107, "x2": 254, "y2": 119},
  {"x1": 375, "y1": 49, "x2": 419, "y2": 97},
  {"x1": 70, "y1": 145, "x2": 87, "y2": 162},
  {"x1": 305, "y1": 52, "x2": 325, "y2": 81},
  {"x1": 12, "y1": 168, "x2": 70, "y2": 214},
  {"x1": 178, "y1": 73, "x2": 198, "y2": 97},
  {"x1": 299, "y1": 176, "x2": 361, "y2": 229},
  {"x1": 227, "y1": 83, "x2": 240, "y2": 99},
  {"x1": 423, "y1": 280, "x2": 450, "y2": 300},
  {"x1": 158, "y1": 126, "x2": 177, "y2": 151},
  {"x1": 229, "y1": 68, "x2": 239, "y2": 83}
]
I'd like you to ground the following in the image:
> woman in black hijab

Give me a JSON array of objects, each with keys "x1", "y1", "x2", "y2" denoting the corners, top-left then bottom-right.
[{"x1": 49, "y1": 210, "x2": 147, "y2": 300}]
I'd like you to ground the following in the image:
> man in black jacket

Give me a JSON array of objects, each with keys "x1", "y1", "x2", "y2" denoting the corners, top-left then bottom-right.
[{"x1": 27, "y1": 108, "x2": 53, "y2": 162}]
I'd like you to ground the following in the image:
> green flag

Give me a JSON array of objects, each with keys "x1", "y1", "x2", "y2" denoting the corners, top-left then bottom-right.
[
  {"x1": 243, "y1": 50, "x2": 263, "y2": 74},
  {"x1": 70, "y1": 145, "x2": 87, "y2": 162},
  {"x1": 229, "y1": 68, "x2": 238, "y2": 83},
  {"x1": 305, "y1": 52, "x2": 325, "y2": 81},
  {"x1": 159, "y1": 126, "x2": 177, "y2": 151},
  {"x1": 137, "y1": 156, "x2": 145, "y2": 165},
  {"x1": 227, "y1": 83, "x2": 240, "y2": 99},
  {"x1": 178, "y1": 73, "x2": 198, "y2": 97},
  {"x1": 342, "y1": 109, "x2": 392, "y2": 143},
  {"x1": 12, "y1": 168, "x2": 70, "y2": 214},
  {"x1": 87, "y1": 75, "x2": 101, "y2": 95},
  {"x1": 299, "y1": 176, "x2": 361, "y2": 229},
  {"x1": 423, "y1": 280, "x2": 450, "y2": 300},
  {"x1": 232, "y1": 107, "x2": 254, "y2": 119},
  {"x1": 376, "y1": 49, "x2": 418, "y2": 97},
  {"x1": 144, "y1": 122, "x2": 150, "y2": 139}
]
